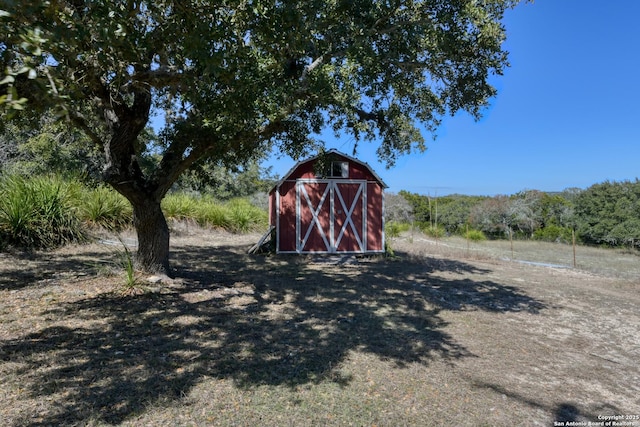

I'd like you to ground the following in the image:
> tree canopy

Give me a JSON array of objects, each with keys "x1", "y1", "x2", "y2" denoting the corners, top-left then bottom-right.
[
  {"x1": 1, "y1": 0, "x2": 523, "y2": 273},
  {"x1": 574, "y1": 180, "x2": 640, "y2": 247}
]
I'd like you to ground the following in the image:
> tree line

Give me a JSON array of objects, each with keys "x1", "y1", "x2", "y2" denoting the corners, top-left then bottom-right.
[
  {"x1": 391, "y1": 182, "x2": 640, "y2": 249},
  {"x1": 3, "y1": 117, "x2": 639, "y2": 251}
]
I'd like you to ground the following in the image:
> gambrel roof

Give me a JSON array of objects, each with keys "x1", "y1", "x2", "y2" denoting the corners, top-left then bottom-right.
[{"x1": 271, "y1": 149, "x2": 388, "y2": 191}]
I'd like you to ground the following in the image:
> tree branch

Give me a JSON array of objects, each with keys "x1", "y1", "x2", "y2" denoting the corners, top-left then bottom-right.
[
  {"x1": 133, "y1": 68, "x2": 188, "y2": 90},
  {"x1": 354, "y1": 107, "x2": 387, "y2": 129},
  {"x1": 67, "y1": 109, "x2": 104, "y2": 147},
  {"x1": 300, "y1": 55, "x2": 326, "y2": 83}
]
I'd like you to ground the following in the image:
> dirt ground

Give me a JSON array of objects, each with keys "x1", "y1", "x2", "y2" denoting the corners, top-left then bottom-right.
[{"x1": 0, "y1": 228, "x2": 638, "y2": 426}]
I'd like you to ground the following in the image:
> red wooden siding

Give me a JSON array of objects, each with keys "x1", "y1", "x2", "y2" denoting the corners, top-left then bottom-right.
[
  {"x1": 269, "y1": 150, "x2": 386, "y2": 254},
  {"x1": 275, "y1": 180, "x2": 297, "y2": 252},
  {"x1": 366, "y1": 182, "x2": 384, "y2": 252}
]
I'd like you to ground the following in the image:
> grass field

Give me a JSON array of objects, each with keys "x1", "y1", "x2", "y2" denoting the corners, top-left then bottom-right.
[
  {"x1": 393, "y1": 232, "x2": 640, "y2": 280},
  {"x1": 0, "y1": 229, "x2": 638, "y2": 426}
]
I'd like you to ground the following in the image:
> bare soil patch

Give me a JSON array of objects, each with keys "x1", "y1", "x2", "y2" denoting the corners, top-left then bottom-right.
[{"x1": 0, "y1": 229, "x2": 638, "y2": 426}]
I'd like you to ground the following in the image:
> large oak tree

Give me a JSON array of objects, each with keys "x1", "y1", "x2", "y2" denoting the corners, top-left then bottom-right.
[{"x1": 1, "y1": 0, "x2": 522, "y2": 274}]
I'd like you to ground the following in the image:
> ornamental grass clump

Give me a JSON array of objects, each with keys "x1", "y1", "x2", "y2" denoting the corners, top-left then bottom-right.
[
  {"x1": 226, "y1": 198, "x2": 268, "y2": 233},
  {"x1": 0, "y1": 174, "x2": 86, "y2": 249},
  {"x1": 194, "y1": 197, "x2": 231, "y2": 230},
  {"x1": 162, "y1": 192, "x2": 199, "y2": 222},
  {"x1": 76, "y1": 185, "x2": 132, "y2": 231},
  {"x1": 170, "y1": 194, "x2": 267, "y2": 233}
]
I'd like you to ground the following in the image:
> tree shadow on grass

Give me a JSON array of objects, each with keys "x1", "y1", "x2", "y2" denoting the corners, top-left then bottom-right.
[
  {"x1": 0, "y1": 245, "x2": 546, "y2": 426},
  {"x1": 473, "y1": 381, "x2": 621, "y2": 423},
  {"x1": 0, "y1": 248, "x2": 120, "y2": 291}
]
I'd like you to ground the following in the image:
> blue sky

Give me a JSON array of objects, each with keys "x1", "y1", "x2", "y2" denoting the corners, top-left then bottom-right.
[{"x1": 262, "y1": 1, "x2": 640, "y2": 196}]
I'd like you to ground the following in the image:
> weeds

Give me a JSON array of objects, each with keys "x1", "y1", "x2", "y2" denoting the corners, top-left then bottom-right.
[
  {"x1": 111, "y1": 237, "x2": 147, "y2": 295},
  {"x1": 119, "y1": 238, "x2": 139, "y2": 288}
]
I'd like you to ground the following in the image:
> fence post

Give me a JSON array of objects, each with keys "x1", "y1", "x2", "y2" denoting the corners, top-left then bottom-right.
[
  {"x1": 466, "y1": 224, "x2": 470, "y2": 257},
  {"x1": 509, "y1": 227, "x2": 514, "y2": 260},
  {"x1": 572, "y1": 228, "x2": 577, "y2": 268}
]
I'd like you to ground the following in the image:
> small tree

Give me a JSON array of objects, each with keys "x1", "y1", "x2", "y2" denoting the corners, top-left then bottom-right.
[
  {"x1": 399, "y1": 190, "x2": 431, "y2": 224},
  {"x1": 507, "y1": 190, "x2": 543, "y2": 237},
  {"x1": 384, "y1": 192, "x2": 414, "y2": 224},
  {"x1": 469, "y1": 195, "x2": 511, "y2": 238},
  {"x1": 1, "y1": 0, "x2": 524, "y2": 274},
  {"x1": 436, "y1": 195, "x2": 487, "y2": 234}
]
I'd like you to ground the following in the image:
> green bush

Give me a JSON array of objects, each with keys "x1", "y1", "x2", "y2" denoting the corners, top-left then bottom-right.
[
  {"x1": 0, "y1": 174, "x2": 86, "y2": 249},
  {"x1": 187, "y1": 195, "x2": 267, "y2": 233},
  {"x1": 420, "y1": 223, "x2": 446, "y2": 238},
  {"x1": 77, "y1": 186, "x2": 132, "y2": 230},
  {"x1": 0, "y1": 174, "x2": 271, "y2": 252},
  {"x1": 532, "y1": 225, "x2": 573, "y2": 243},
  {"x1": 465, "y1": 228, "x2": 487, "y2": 242},
  {"x1": 574, "y1": 180, "x2": 640, "y2": 247},
  {"x1": 385, "y1": 221, "x2": 410, "y2": 238}
]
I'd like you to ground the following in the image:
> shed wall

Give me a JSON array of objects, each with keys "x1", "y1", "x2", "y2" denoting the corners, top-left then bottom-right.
[
  {"x1": 270, "y1": 152, "x2": 385, "y2": 254},
  {"x1": 366, "y1": 182, "x2": 384, "y2": 251}
]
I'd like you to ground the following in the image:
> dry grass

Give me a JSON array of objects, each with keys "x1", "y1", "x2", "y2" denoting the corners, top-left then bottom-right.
[
  {"x1": 393, "y1": 232, "x2": 640, "y2": 280},
  {"x1": 0, "y1": 229, "x2": 638, "y2": 426}
]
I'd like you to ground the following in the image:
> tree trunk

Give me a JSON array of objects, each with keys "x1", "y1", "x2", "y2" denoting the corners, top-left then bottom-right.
[
  {"x1": 97, "y1": 85, "x2": 173, "y2": 276},
  {"x1": 131, "y1": 196, "x2": 171, "y2": 276}
]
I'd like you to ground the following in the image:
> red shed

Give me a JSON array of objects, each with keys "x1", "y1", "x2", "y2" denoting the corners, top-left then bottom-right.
[{"x1": 269, "y1": 150, "x2": 387, "y2": 254}]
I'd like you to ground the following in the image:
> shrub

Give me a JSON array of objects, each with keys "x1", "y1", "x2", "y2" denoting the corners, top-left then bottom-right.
[
  {"x1": 0, "y1": 175, "x2": 270, "y2": 252},
  {"x1": 174, "y1": 194, "x2": 268, "y2": 233},
  {"x1": 532, "y1": 225, "x2": 573, "y2": 243},
  {"x1": 574, "y1": 180, "x2": 640, "y2": 247},
  {"x1": 420, "y1": 223, "x2": 446, "y2": 238},
  {"x1": 77, "y1": 186, "x2": 132, "y2": 230},
  {"x1": 194, "y1": 197, "x2": 231, "y2": 229},
  {"x1": 465, "y1": 228, "x2": 487, "y2": 242},
  {"x1": 385, "y1": 221, "x2": 410, "y2": 238},
  {"x1": 0, "y1": 174, "x2": 86, "y2": 249}
]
